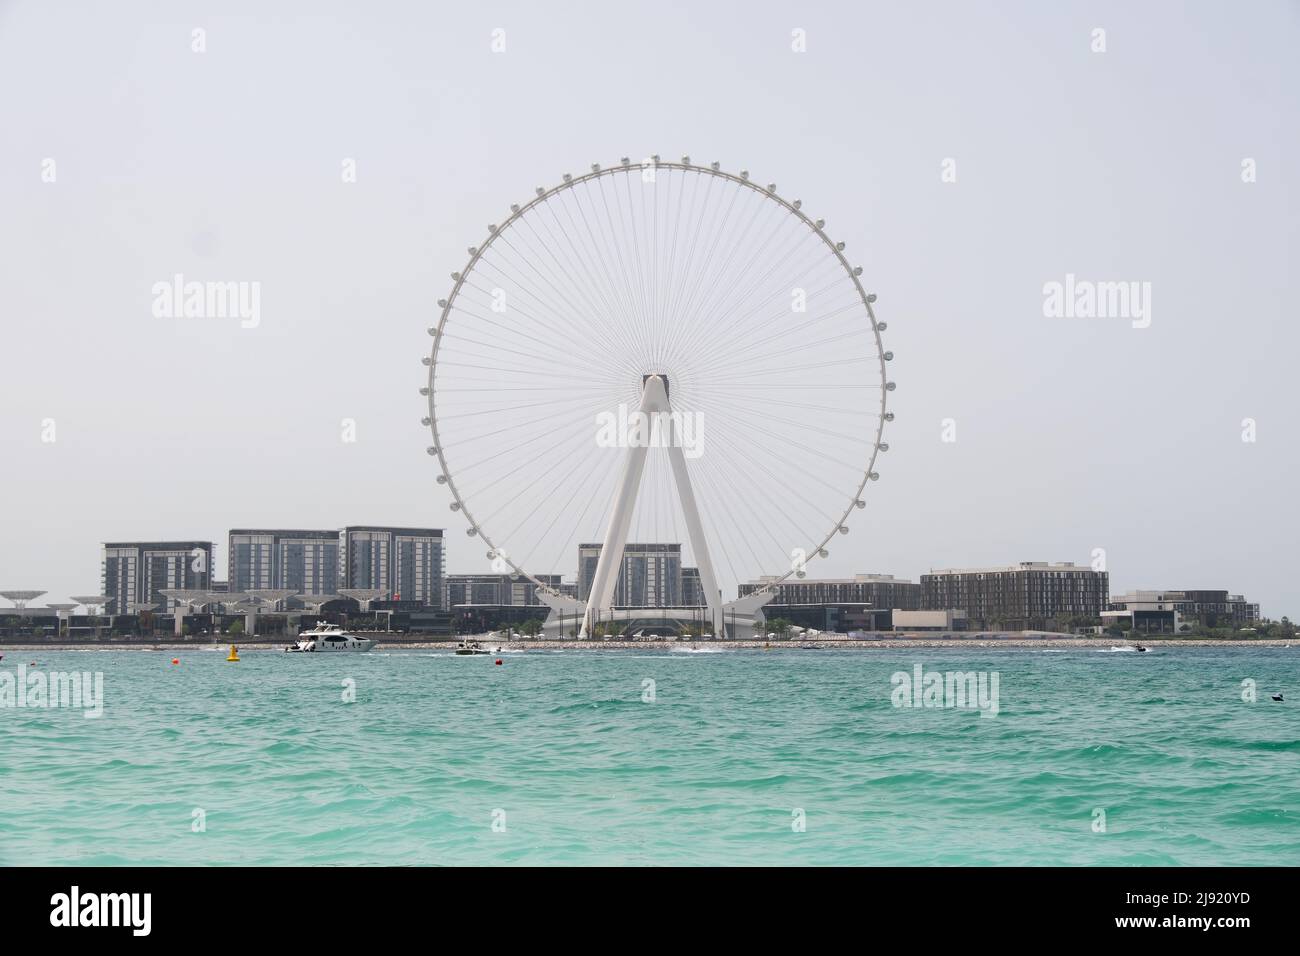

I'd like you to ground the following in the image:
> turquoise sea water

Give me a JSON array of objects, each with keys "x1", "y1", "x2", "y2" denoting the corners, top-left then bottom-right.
[{"x1": 1, "y1": 646, "x2": 1297, "y2": 866}]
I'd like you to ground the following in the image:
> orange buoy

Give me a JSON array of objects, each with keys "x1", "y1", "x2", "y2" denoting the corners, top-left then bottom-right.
[
  {"x1": 172, "y1": 658, "x2": 180, "y2": 665},
  {"x1": 495, "y1": 659, "x2": 503, "y2": 665}
]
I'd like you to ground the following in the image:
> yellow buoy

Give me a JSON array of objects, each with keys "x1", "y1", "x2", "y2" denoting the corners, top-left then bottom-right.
[{"x1": 226, "y1": 644, "x2": 240, "y2": 662}]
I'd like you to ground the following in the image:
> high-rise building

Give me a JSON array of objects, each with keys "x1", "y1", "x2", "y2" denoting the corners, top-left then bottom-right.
[
  {"x1": 444, "y1": 573, "x2": 562, "y2": 607},
  {"x1": 921, "y1": 562, "x2": 1109, "y2": 629},
  {"x1": 340, "y1": 526, "x2": 444, "y2": 608},
  {"x1": 228, "y1": 529, "x2": 340, "y2": 600},
  {"x1": 102, "y1": 541, "x2": 214, "y2": 614},
  {"x1": 680, "y1": 567, "x2": 705, "y2": 607},
  {"x1": 577, "y1": 543, "x2": 681, "y2": 607},
  {"x1": 739, "y1": 572, "x2": 921, "y2": 609}
]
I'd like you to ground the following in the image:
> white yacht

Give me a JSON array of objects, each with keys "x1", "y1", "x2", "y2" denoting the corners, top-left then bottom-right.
[{"x1": 287, "y1": 622, "x2": 378, "y2": 653}]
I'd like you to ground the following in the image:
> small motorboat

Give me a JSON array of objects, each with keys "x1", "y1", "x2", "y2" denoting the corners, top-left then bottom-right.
[
  {"x1": 1135, "y1": 645, "x2": 1148, "y2": 653},
  {"x1": 455, "y1": 639, "x2": 492, "y2": 656},
  {"x1": 286, "y1": 622, "x2": 377, "y2": 653}
]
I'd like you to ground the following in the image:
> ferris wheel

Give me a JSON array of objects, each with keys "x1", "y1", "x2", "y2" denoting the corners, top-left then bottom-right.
[{"x1": 422, "y1": 155, "x2": 893, "y2": 636}]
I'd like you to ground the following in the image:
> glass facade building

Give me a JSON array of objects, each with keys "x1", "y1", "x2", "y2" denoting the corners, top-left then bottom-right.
[
  {"x1": 341, "y1": 526, "x2": 445, "y2": 608},
  {"x1": 102, "y1": 541, "x2": 214, "y2": 614},
  {"x1": 577, "y1": 542, "x2": 681, "y2": 607},
  {"x1": 444, "y1": 573, "x2": 563, "y2": 607},
  {"x1": 228, "y1": 529, "x2": 340, "y2": 604}
]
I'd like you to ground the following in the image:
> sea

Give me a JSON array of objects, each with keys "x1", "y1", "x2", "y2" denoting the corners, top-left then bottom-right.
[{"x1": 1, "y1": 645, "x2": 1297, "y2": 865}]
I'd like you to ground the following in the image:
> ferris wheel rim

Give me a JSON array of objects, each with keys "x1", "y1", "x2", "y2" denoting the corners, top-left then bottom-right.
[{"x1": 423, "y1": 157, "x2": 892, "y2": 599}]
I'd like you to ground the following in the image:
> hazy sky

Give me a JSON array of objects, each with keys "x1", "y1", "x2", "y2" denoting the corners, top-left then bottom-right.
[{"x1": 1, "y1": 1, "x2": 1296, "y2": 616}]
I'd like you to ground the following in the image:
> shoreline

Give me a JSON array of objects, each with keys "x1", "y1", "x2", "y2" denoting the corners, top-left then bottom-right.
[{"x1": 2, "y1": 637, "x2": 1293, "y2": 652}]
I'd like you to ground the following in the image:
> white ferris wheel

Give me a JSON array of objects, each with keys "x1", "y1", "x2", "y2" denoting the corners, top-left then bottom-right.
[{"x1": 422, "y1": 155, "x2": 893, "y2": 637}]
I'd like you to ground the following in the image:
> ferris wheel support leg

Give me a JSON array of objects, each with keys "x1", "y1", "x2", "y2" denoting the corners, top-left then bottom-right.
[
  {"x1": 582, "y1": 431, "x2": 651, "y2": 639},
  {"x1": 665, "y1": 440, "x2": 725, "y2": 639}
]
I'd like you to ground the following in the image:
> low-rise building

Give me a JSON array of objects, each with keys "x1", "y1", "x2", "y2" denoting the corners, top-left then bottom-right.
[
  {"x1": 739, "y1": 573, "x2": 921, "y2": 609},
  {"x1": 921, "y1": 561, "x2": 1108, "y2": 630},
  {"x1": 892, "y1": 609, "x2": 970, "y2": 632},
  {"x1": 444, "y1": 573, "x2": 562, "y2": 608},
  {"x1": 1104, "y1": 589, "x2": 1259, "y2": 633}
]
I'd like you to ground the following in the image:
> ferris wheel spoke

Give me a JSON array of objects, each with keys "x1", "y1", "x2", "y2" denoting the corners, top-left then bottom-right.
[
  {"x1": 660, "y1": 170, "x2": 715, "y2": 348},
  {"x1": 524, "y1": 443, "x2": 626, "y2": 575},
  {"x1": 440, "y1": 326, "x2": 625, "y2": 383},
  {"x1": 685, "y1": 445, "x2": 793, "y2": 566},
  {"x1": 679, "y1": 249, "x2": 847, "y2": 365},
  {"x1": 490, "y1": 229, "x2": 642, "y2": 375},
  {"x1": 594, "y1": 175, "x2": 653, "y2": 364},
  {"x1": 471, "y1": 253, "x2": 636, "y2": 377},
  {"x1": 491, "y1": 437, "x2": 611, "y2": 549},
  {"x1": 690, "y1": 258, "x2": 851, "y2": 360},
  {"x1": 454, "y1": 409, "x2": 611, "y2": 479},
  {"x1": 685, "y1": 394, "x2": 871, "y2": 483},
  {"x1": 572, "y1": 180, "x2": 646, "y2": 353},
  {"x1": 519, "y1": 201, "x2": 630, "y2": 349},
  {"x1": 491, "y1": 229, "x2": 638, "y2": 370},
  {"x1": 708, "y1": 324, "x2": 878, "y2": 375},
  {"x1": 668, "y1": 202, "x2": 789, "y2": 364},
  {"x1": 544, "y1": 193, "x2": 640, "y2": 343},
  {"x1": 670, "y1": 180, "x2": 744, "y2": 336},
  {"x1": 672, "y1": 187, "x2": 772, "y2": 341},
  {"x1": 709, "y1": 355, "x2": 877, "y2": 383},
  {"x1": 689, "y1": 408, "x2": 844, "y2": 529},
  {"x1": 616, "y1": 174, "x2": 652, "y2": 341},
  {"x1": 669, "y1": 232, "x2": 832, "y2": 364}
]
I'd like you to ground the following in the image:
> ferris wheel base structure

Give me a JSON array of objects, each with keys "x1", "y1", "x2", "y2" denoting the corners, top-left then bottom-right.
[{"x1": 536, "y1": 588, "x2": 776, "y2": 641}]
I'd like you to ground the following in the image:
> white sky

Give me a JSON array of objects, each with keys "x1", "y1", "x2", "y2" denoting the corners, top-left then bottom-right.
[{"x1": 1, "y1": 1, "x2": 1296, "y2": 616}]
